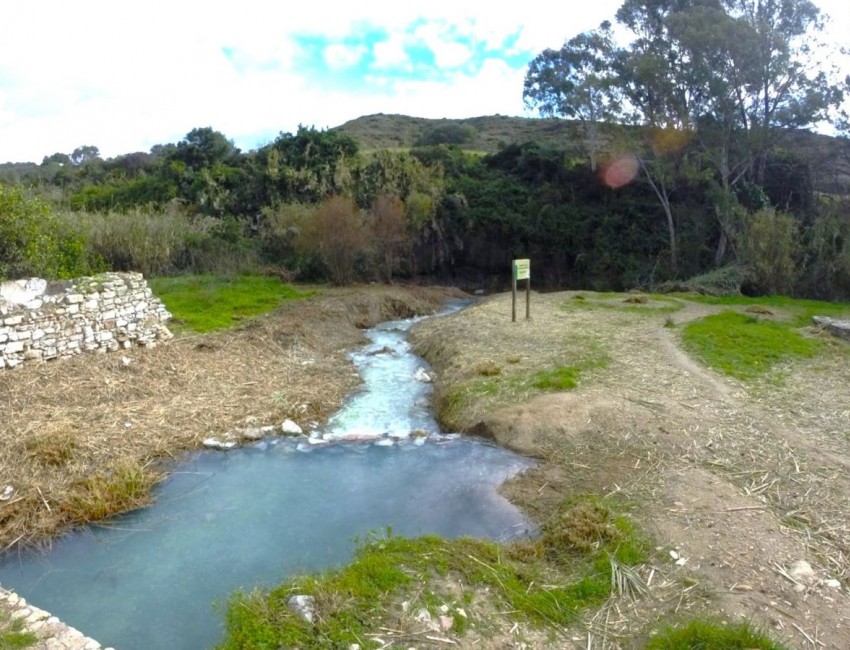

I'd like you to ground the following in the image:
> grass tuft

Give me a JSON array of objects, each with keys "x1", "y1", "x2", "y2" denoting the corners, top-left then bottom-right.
[
  {"x1": 645, "y1": 619, "x2": 789, "y2": 649},
  {"x1": 681, "y1": 311, "x2": 820, "y2": 380},
  {"x1": 0, "y1": 609, "x2": 37, "y2": 649},
  {"x1": 149, "y1": 274, "x2": 314, "y2": 333},
  {"x1": 64, "y1": 462, "x2": 161, "y2": 523}
]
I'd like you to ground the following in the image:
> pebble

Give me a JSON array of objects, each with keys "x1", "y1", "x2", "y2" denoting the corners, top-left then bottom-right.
[
  {"x1": 789, "y1": 559, "x2": 816, "y2": 583},
  {"x1": 825, "y1": 579, "x2": 842, "y2": 590},
  {"x1": 287, "y1": 594, "x2": 315, "y2": 624}
]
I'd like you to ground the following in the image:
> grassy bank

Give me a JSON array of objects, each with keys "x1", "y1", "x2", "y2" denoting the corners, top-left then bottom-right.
[
  {"x1": 218, "y1": 499, "x2": 650, "y2": 649},
  {"x1": 148, "y1": 274, "x2": 315, "y2": 332}
]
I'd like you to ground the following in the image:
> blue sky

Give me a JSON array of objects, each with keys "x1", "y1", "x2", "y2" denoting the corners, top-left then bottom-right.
[{"x1": 1, "y1": 0, "x2": 847, "y2": 163}]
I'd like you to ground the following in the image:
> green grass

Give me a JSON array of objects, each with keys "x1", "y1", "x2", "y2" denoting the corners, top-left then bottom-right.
[
  {"x1": 0, "y1": 610, "x2": 37, "y2": 650},
  {"x1": 681, "y1": 311, "x2": 820, "y2": 380},
  {"x1": 148, "y1": 274, "x2": 314, "y2": 333},
  {"x1": 563, "y1": 293, "x2": 684, "y2": 316},
  {"x1": 217, "y1": 499, "x2": 650, "y2": 649},
  {"x1": 439, "y1": 343, "x2": 609, "y2": 428},
  {"x1": 674, "y1": 293, "x2": 850, "y2": 327},
  {"x1": 645, "y1": 619, "x2": 788, "y2": 649},
  {"x1": 533, "y1": 353, "x2": 610, "y2": 391}
]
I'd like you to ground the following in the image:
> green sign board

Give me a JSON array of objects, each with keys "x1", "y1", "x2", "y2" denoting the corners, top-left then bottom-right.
[{"x1": 513, "y1": 258, "x2": 530, "y2": 281}]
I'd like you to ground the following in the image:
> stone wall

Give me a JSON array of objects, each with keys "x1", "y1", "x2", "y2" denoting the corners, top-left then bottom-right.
[{"x1": 0, "y1": 272, "x2": 172, "y2": 370}]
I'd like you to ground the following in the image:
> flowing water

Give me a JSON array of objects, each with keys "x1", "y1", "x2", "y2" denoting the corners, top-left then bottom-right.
[{"x1": 0, "y1": 303, "x2": 533, "y2": 650}]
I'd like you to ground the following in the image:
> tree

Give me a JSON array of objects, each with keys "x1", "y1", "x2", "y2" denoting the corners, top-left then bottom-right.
[
  {"x1": 70, "y1": 145, "x2": 100, "y2": 166},
  {"x1": 174, "y1": 127, "x2": 237, "y2": 170},
  {"x1": 524, "y1": 22, "x2": 618, "y2": 171},
  {"x1": 370, "y1": 194, "x2": 410, "y2": 282},
  {"x1": 298, "y1": 196, "x2": 367, "y2": 285}
]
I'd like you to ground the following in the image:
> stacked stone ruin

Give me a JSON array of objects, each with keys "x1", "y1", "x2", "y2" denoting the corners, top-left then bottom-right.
[{"x1": 0, "y1": 272, "x2": 172, "y2": 369}]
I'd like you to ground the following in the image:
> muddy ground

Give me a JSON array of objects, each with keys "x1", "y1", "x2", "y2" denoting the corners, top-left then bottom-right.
[
  {"x1": 3, "y1": 286, "x2": 849, "y2": 649},
  {"x1": 411, "y1": 291, "x2": 850, "y2": 649}
]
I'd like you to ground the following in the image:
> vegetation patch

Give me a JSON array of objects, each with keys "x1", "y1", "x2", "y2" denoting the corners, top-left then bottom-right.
[
  {"x1": 0, "y1": 609, "x2": 37, "y2": 650},
  {"x1": 681, "y1": 311, "x2": 820, "y2": 380},
  {"x1": 676, "y1": 294, "x2": 850, "y2": 327},
  {"x1": 217, "y1": 499, "x2": 650, "y2": 649},
  {"x1": 645, "y1": 619, "x2": 788, "y2": 650},
  {"x1": 149, "y1": 274, "x2": 314, "y2": 332},
  {"x1": 562, "y1": 293, "x2": 683, "y2": 316},
  {"x1": 63, "y1": 462, "x2": 162, "y2": 524}
]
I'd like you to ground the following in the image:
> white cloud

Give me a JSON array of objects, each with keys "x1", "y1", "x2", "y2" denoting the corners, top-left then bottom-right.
[
  {"x1": 323, "y1": 44, "x2": 367, "y2": 70},
  {"x1": 373, "y1": 35, "x2": 411, "y2": 69},
  {"x1": 412, "y1": 22, "x2": 473, "y2": 69}
]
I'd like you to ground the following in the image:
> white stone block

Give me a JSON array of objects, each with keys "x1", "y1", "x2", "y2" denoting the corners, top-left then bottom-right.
[
  {"x1": 4, "y1": 340, "x2": 24, "y2": 353},
  {"x1": 65, "y1": 294, "x2": 85, "y2": 304}
]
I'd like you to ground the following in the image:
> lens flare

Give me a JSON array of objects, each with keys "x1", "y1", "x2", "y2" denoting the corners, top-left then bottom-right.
[{"x1": 602, "y1": 154, "x2": 639, "y2": 189}]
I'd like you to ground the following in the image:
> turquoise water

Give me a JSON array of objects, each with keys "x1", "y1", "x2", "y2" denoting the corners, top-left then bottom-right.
[{"x1": 0, "y1": 305, "x2": 533, "y2": 649}]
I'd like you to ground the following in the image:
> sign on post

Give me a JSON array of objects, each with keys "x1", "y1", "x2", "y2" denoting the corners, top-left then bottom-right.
[{"x1": 511, "y1": 258, "x2": 531, "y2": 322}]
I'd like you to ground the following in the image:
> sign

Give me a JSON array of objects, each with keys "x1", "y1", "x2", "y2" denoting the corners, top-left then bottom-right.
[
  {"x1": 511, "y1": 259, "x2": 531, "y2": 322},
  {"x1": 513, "y1": 258, "x2": 530, "y2": 281}
]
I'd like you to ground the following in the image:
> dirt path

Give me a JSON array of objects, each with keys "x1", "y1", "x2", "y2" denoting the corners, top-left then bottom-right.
[{"x1": 412, "y1": 291, "x2": 850, "y2": 648}]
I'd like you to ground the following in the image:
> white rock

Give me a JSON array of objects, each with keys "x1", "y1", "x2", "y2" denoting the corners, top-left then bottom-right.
[
  {"x1": 669, "y1": 550, "x2": 680, "y2": 561},
  {"x1": 0, "y1": 485, "x2": 13, "y2": 501},
  {"x1": 240, "y1": 427, "x2": 265, "y2": 441},
  {"x1": 439, "y1": 615, "x2": 454, "y2": 631},
  {"x1": 415, "y1": 608, "x2": 432, "y2": 624},
  {"x1": 825, "y1": 579, "x2": 842, "y2": 590},
  {"x1": 281, "y1": 419, "x2": 303, "y2": 435},
  {"x1": 375, "y1": 438, "x2": 395, "y2": 447},
  {"x1": 307, "y1": 436, "x2": 329, "y2": 445},
  {"x1": 287, "y1": 595, "x2": 315, "y2": 623},
  {"x1": 203, "y1": 438, "x2": 237, "y2": 451},
  {"x1": 789, "y1": 560, "x2": 816, "y2": 582},
  {"x1": 414, "y1": 367, "x2": 432, "y2": 383}
]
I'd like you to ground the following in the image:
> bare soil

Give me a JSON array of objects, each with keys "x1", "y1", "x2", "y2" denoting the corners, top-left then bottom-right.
[{"x1": 411, "y1": 291, "x2": 850, "y2": 649}]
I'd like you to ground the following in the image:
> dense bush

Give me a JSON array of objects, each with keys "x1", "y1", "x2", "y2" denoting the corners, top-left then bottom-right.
[{"x1": 0, "y1": 184, "x2": 94, "y2": 280}]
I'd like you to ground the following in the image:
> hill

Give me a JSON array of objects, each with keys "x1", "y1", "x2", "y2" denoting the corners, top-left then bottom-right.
[
  {"x1": 332, "y1": 113, "x2": 589, "y2": 154},
  {"x1": 334, "y1": 113, "x2": 850, "y2": 193}
]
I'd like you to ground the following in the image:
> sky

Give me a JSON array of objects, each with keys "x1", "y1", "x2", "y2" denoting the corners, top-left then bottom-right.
[{"x1": 1, "y1": 0, "x2": 848, "y2": 163}]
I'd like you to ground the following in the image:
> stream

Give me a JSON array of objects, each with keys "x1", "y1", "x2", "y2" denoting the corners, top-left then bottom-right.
[{"x1": 0, "y1": 302, "x2": 534, "y2": 650}]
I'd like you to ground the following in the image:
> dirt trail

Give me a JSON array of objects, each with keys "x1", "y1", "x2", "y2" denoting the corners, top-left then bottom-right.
[{"x1": 413, "y1": 291, "x2": 850, "y2": 649}]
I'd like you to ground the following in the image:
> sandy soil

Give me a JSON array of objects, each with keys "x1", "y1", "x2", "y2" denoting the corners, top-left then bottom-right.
[{"x1": 411, "y1": 291, "x2": 850, "y2": 649}]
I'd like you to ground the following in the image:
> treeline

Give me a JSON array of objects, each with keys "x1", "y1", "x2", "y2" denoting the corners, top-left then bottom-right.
[{"x1": 1, "y1": 120, "x2": 850, "y2": 299}]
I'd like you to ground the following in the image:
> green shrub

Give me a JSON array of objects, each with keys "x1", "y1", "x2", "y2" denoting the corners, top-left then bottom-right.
[
  {"x1": 646, "y1": 619, "x2": 788, "y2": 649},
  {"x1": 0, "y1": 184, "x2": 93, "y2": 280}
]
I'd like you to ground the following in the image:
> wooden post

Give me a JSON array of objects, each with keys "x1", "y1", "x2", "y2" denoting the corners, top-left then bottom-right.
[
  {"x1": 512, "y1": 259, "x2": 530, "y2": 322},
  {"x1": 511, "y1": 272, "x2": 517, "y2": 322}
]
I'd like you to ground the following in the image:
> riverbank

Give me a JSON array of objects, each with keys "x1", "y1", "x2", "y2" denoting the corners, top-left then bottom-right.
[
  {"x1": 0, "y1": 284, "x2": 462, "y2": 551},
  {"x1": 410, "y1": 290, "x2": 850, "y2": 648}
]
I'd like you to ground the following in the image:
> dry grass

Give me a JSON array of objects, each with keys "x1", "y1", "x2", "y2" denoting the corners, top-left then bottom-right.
[
  {"x1": 0, "y1": 284, "x2": 459, "y2": 550},
  {"x1": 413, "y1": 290, "x2": 850, "y2": 648}
]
